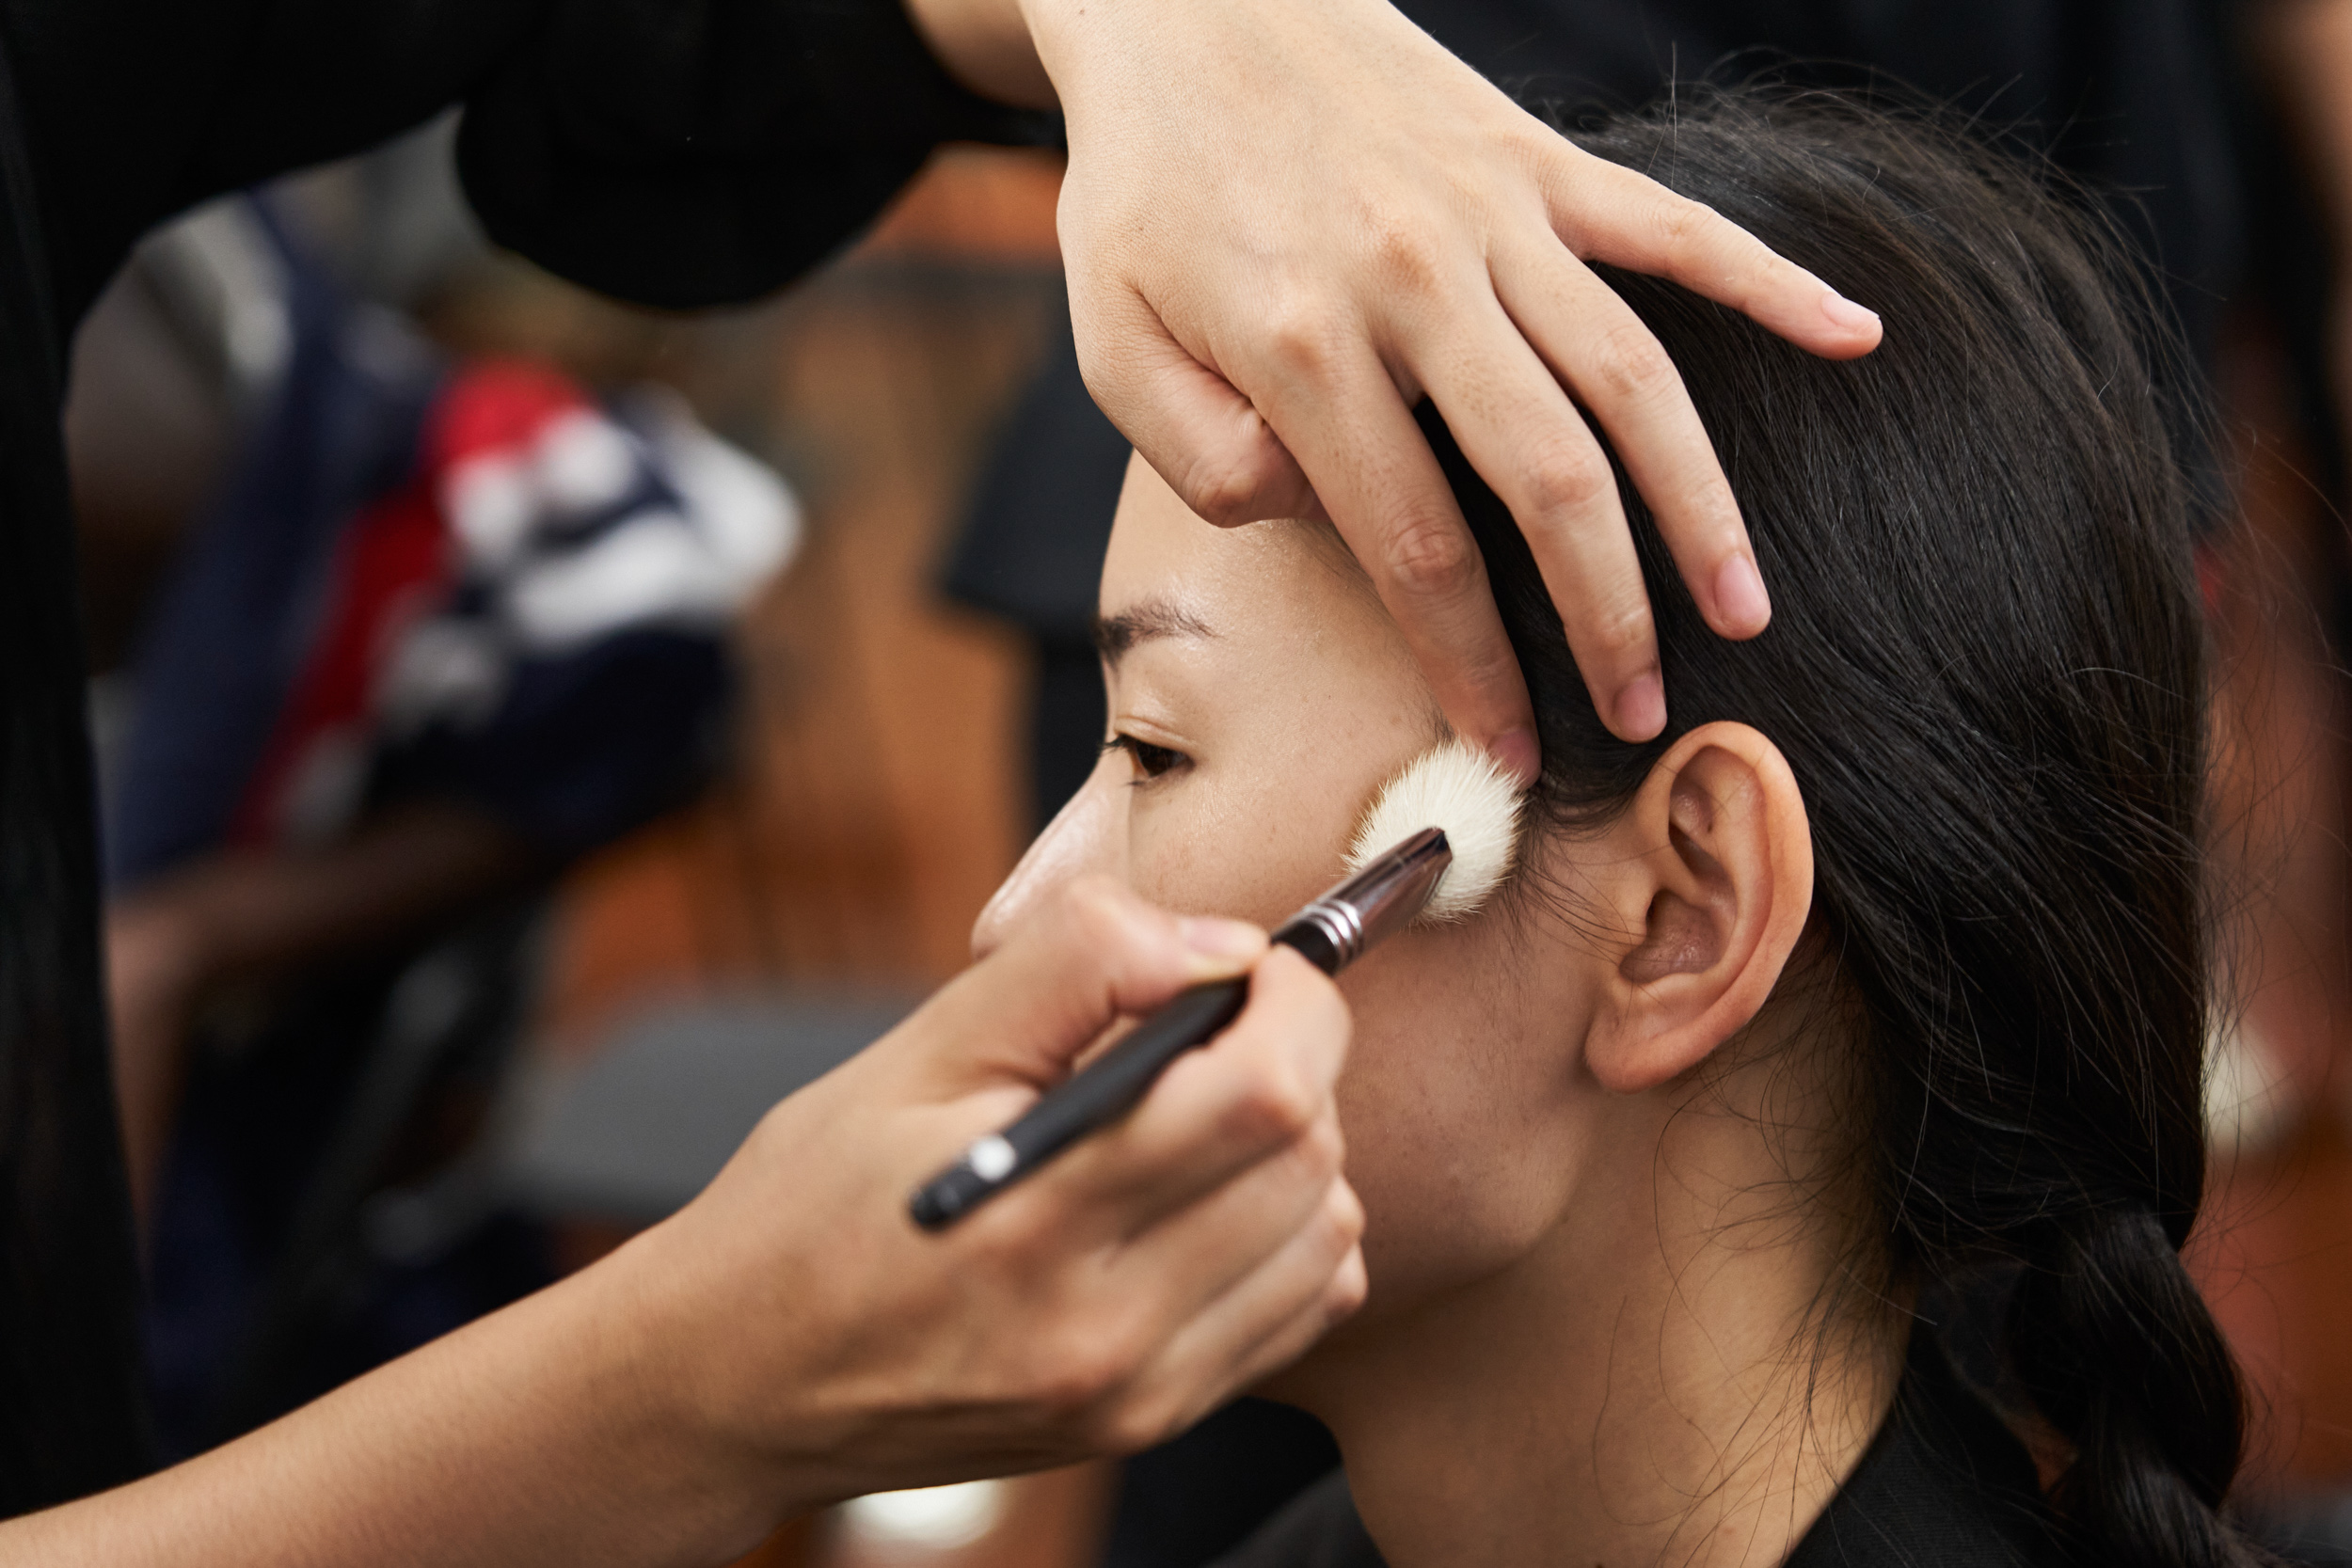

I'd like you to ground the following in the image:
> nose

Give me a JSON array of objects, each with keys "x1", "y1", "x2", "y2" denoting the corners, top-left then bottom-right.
[{"x1": 972, "y1": 752, "x2": 1129, "y2": 961}]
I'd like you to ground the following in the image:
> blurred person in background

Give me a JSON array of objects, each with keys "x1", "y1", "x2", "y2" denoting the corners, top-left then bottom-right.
[
  {"x1": 0, "y1": 0, "x2": 1902, "y2": 1548},
  {"x1": 82, "y1": 186, "x2": 799, "y2": 1455}
]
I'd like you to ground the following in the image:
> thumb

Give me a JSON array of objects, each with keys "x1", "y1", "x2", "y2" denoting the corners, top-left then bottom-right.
[{"x1": 913, "y1": 877, "x2": 1267, "y2": 1096}]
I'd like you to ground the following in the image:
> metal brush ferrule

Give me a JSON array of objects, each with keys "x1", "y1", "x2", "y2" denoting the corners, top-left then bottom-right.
[
  {"x1": 1292, "y1": 895, "x2": 1368, "y2": 969},
  {"x1": 1272, "y1": 826, "x2": 1451, "y2": 976}
]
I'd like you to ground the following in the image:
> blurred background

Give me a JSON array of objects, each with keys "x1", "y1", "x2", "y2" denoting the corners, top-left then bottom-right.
[
  {"x1": 57, "y1": 31, "x2": 2352, "y2": 1568},
  {"x1": 72, "y1": 115, "x2": 1093, "y2": 1568}
]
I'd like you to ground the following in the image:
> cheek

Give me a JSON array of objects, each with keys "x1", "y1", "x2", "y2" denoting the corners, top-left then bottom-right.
[
  {"x1": 1125, "y1": 748, "x2": 1371, "y2": 930},
  {"x1": 1330, "y1": 927, "x2": 1603, "y2": 1310}
]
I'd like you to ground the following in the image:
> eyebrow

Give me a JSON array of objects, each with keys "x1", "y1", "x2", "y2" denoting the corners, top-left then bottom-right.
[{"x1": 1092, "y1": 598, "x2": 1216, "y2": 667}]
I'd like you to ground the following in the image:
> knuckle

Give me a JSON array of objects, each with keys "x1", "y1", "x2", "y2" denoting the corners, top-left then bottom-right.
[
  {"x1": 1585, "y1": 597, "x2": 1658, "y2": 663},
  {"x1": 1227, "y1": 1064, "x2": 1320, "y2": 1148},
  {"x1": 965, "y1": 1202, "x2": 1058, "y2": 1285},
  {"x1": 1652, "y1": 196, "x2": 1722, "y2": 256},
  {"x1": 1327, "y1": 1251, "x2": 1370, "y2": 1320},
  {"x1": 1036, "y1": 1333, "x2": 1129, "y2": 1421},
  {"x1": 1181, "y1": 450, "x2": 1277, "y2": 528},
  {"x1": 1094, "y1": 1394, "x2": 1179, "y2": 1456},
  {"x1": 1259, "y1": 293, "x2": 1345, "y2": 382},
  {"x1": 1363, "y1": 215, "x2": 1444, "y2": 296},
  {"x1": 1520, "y1": 442, "x2": 1619, "y2": 521},
  {"x1": 1300, "y1": 1114, "x2": 1346, "y2": 1181},
  {"x1": 1376, "y1": 514, "x2": 1482, "y2": 604},
  {"x1": 1327, "y1": 1180, "x2": 1367, "y2": 1247},
  {"x1": 1582, "y1": 324, "x2": 1677, "y2": 409}
]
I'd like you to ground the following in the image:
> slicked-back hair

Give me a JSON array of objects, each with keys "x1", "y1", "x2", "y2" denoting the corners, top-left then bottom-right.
[{"x1": 1426, "y1": 89, "x2": 2253, "y2": 1567}]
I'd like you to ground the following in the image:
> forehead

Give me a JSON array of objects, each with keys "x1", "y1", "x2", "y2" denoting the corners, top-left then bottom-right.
[{"x1": 1100, "y1": 454, "x2": 1392, "y2": 656}]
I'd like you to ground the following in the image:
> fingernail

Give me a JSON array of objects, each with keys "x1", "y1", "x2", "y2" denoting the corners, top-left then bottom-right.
[
  {"x1": 1614, "y1": 671, "x2": 1666, "y2": 740},
  {"x1": 1182, "y1": 916, "x2": 1266, "y2": 963},
  {"x1": 1490, "y1": 728, "x2": 1541, "y2": 790},
  {"x1": 1712, "y1": 553, "x2": 1771, "y2": 634},
  {"x1": 1820, "y1": 289, "x2": 1880, "y2": 333}
]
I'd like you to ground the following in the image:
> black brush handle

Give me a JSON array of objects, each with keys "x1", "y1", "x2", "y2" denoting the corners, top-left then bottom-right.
[
  {"x1": 905, "y1": 828, "x2": 1445, "y2": 1233},
  {"x1": 908, "y1": 975, "x2": 1248, "y2": 1230}
]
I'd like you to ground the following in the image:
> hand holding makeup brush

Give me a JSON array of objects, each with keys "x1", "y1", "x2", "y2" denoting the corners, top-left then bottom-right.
[
  {"x1": 5, "y1": 879, "x2": 1363, "y2": 1568},
  {"x1": 639, "y1": 877, "x2": 1366, "y2": 1508}
]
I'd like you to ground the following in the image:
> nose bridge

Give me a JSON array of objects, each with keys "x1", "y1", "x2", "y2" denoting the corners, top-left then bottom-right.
[{"x1": 971, "y1": 757, "x2": 1128, "y2": 960}]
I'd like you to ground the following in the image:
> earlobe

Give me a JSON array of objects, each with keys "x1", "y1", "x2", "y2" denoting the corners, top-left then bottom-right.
[{"x1": 1584, "y1": 722, "x2": 1814, "y2": 1094}]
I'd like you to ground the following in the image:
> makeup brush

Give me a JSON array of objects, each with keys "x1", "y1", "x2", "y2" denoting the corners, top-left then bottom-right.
[
  {"x1": 1345, "y1": 737, "x2": 1521, "y2": 920},
  {"x1": 908, "y1": 740, "x2": 1524, "y2": 1231}
]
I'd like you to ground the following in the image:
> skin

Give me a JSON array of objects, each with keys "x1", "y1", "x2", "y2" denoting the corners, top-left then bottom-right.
[
  {"x1": 21, "y1": 882, "x2": 1365, "y2": 1565},
  {"x1": 906, "y1": 0, "x2": 1885, "y2": 768},
  {"x1": 2259, "y1": 0, "x2": 2352, "y2": 467},
  {"x1": 107, "y1": 801, "x2": 533, "y2": 1221},
  {"x1": 30, "y1": 0, "x2": 1886, "y2": 1553},
  {"x1": 977, "y1": 457, "x2": 1912, "y2": 1568}
]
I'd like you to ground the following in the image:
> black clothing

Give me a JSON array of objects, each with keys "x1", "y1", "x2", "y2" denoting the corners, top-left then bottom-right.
[
  {"x1": 1208, "y1": 1328, "x2": 2066, "y2": 1568},
  {"x1": 1102, "y1": 1401, "x2": 1343, "y2": 1568},
  {"x1": 0, "y1": 0, "x2": 1027, "y2": 1513}
]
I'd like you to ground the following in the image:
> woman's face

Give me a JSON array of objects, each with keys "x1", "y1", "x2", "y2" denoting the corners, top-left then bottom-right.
[{"x1": 976, "y1": 456, "x2": 1622, "y2": 1319}]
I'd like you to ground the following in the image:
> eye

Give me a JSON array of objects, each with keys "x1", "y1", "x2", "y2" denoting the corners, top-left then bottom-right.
[{"x1": 1104, "y1": 733, "x2": 1188, "y2": 782}]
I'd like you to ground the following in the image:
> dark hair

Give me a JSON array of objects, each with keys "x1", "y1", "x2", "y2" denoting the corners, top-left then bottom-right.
[{"x1": 1428, "y1": 91, "x2": 2250, "y2": 1565}]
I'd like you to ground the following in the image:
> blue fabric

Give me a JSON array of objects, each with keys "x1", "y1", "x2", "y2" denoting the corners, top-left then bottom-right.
[{"x1": 105, "y1": 216, "x2": 438, "y2": 886}]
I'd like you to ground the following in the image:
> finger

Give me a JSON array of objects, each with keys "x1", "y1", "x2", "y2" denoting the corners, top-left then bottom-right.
[
  {"x1": 1073, "y1": 281, "x2": 1322, "y2": 525},
  {"x1": 1077, "y1": 1095, "x2": 1344, "y2": 1363},
  {"x1": 912, "y1": 876, "x2": 1268, "y2": 1094},
  {"x1": 1545, "y1": 150, "x2": 1882, "y2": 359},
  {"x1": 1116, "y1": 1181, "x2": 1368, "y2": 1447},
  {"x1": 1243, "y1": 335, "x2": 1541, "y2": 781},
  {"x1": 1155, "y1": 1180, "x2": 1367, "y2": 1400},
  {"x1": 1042, "y1": 946, "x2": 1348, "y2": 1245},
  {"x1": 1407, "y1": 281, "x2": 1673, "y2": 741},
  {"x1": 1489, "y1": 243, "x2": 1770, "y2": 641}
]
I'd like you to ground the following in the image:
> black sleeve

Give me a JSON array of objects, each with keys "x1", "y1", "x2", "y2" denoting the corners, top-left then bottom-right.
[
  {"x1": 458, "y1": 0, "x2": 1042, "y2": 309},
  {"x1": 0, "y1": 0, "x2": 1039, "y2": 331}
]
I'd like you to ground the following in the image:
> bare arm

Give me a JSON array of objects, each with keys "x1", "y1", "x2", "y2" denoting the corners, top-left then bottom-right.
[
  {"x1": 2263, "y1": 0, "x2": 2352, "y2": 234},
  {"x1": 2260, "y1": 0, "x2": 2352, "y2": 437},
  {"x1": 28, "y1": 883, "x2": 1364, "y2": 1566}
]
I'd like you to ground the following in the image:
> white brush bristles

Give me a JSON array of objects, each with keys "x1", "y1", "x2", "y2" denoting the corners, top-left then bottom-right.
[{"x1": 1345, "y1": 738, "x2": 1522, "y2": 923}]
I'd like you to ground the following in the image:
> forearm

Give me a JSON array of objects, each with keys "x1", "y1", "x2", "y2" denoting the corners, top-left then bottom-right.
[
  {"x1": 5, "y1": 1239, "x2": 778, "y2": 1568},
  {"x1": 52, "y1": 880, "x2": 1360, "y2": 1563},
  {"x1": 899, "y1": 0, "x2": 1055, "y2": 108},
  {"x1": 2262, "y1": 0, "x2": 2352, "y2": 247}
]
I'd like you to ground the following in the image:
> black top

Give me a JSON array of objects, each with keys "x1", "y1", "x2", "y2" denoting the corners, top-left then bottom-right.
[
  {"x1": 1209, "y1": 1329, "x2": 2066, "y2": 1568},
  {"x1": 0, "y1": 0, "x2": 1031, "y2": 1515}
]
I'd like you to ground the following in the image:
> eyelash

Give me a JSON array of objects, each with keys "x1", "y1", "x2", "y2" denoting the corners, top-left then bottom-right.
[{"x1": 1104, "y1": 733, "x2": 1188, "y2": 783}]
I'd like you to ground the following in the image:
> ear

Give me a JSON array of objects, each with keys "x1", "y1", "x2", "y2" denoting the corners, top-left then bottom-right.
[{"x1": 1582, "y1": 721, "x2": 1813, "y2": 1093}]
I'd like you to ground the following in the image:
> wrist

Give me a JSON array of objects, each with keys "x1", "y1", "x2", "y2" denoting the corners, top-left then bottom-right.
[
  {"x1": 576, "y1": 1216, "x2": 826, "y2": 1545},
  {"x1": 903, "y1": 0, "x2": 1057, "y2": 109},
  {"x1": 1009, "y1": 0, "x2": 1143, "y2": 113}
]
